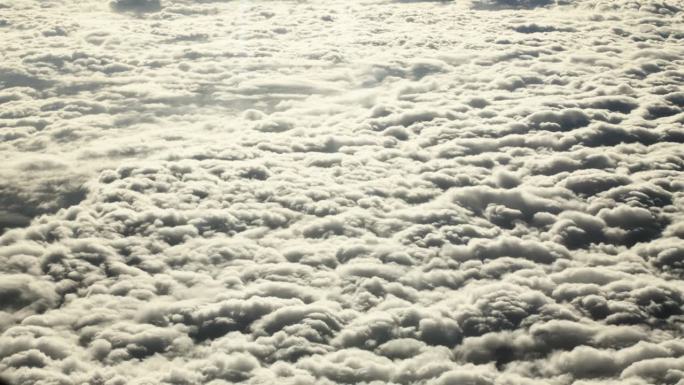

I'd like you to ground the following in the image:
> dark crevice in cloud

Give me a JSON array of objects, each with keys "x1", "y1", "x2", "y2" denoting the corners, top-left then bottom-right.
[
  {"x1": 471, "y1": 0, "x2": 554, "y2": 10},
  {"x1": 0, "y1": 68, "x2": 54, "y2": 90},
  {"x1": 0, "y1": 181, "x2": 88, "y2": 234}
]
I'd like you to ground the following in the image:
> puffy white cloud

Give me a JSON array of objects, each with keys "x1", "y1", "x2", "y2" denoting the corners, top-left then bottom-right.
[{"x1": 1, "y1": 0, "x2": 684, "y2": 384}]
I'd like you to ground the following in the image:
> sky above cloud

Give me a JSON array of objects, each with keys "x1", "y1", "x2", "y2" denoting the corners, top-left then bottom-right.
[{"x1": 1, "y1": 0, "x2": 683, "y2": 384}]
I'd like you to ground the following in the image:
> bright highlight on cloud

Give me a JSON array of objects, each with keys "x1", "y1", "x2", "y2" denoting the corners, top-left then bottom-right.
[{"x1": 0, "y1": 0, "x2": 683, "y2": 384}]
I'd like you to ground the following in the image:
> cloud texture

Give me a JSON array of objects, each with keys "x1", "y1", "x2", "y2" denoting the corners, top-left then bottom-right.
[{"x1": 1, "y1": 0, "x2": 684, "y2": 384}]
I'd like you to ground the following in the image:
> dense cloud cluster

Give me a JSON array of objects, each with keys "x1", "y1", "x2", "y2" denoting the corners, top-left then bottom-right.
[{"x1": 1, "y1": 0, "x2": 684, "y2": 384}]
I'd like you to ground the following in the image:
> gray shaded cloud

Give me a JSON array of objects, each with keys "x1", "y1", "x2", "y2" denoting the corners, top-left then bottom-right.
[{"x1": 110, "y1": 0, "x2": 162, "y2": 13}]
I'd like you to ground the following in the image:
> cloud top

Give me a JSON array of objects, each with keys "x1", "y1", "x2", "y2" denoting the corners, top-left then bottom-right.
[{"x1": 0, "y1": 0, "x2": 683, "y2": 384}]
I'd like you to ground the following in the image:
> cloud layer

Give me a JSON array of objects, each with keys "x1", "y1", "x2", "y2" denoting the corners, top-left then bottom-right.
[{"x1": 1, "y1": 0, "x2": 683, "y2": 384}]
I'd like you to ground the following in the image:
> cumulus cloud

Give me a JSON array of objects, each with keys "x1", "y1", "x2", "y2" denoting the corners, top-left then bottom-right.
[{"x1": 1, "y1": 0, "x2": 683, "y2": 384}]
